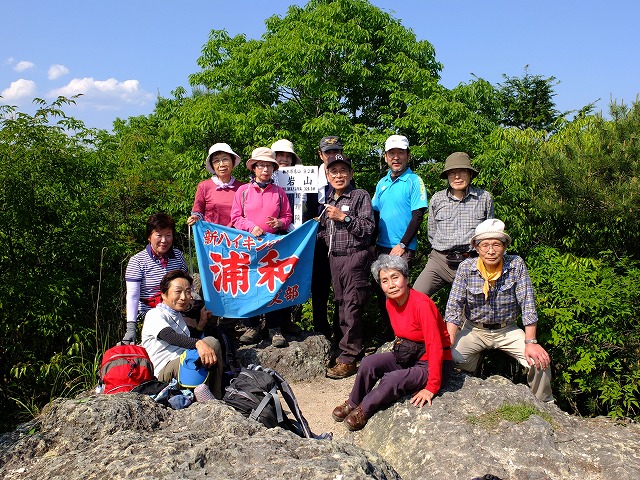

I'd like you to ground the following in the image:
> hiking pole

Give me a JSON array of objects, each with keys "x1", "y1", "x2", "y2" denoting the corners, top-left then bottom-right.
[{"x1": 188, "y1": 223, "x2": 194, "y2": 276}]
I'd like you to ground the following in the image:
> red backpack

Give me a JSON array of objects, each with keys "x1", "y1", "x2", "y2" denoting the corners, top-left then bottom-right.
[{"x1": 100, "y1": 345, "x2": 154, "y2": 394}]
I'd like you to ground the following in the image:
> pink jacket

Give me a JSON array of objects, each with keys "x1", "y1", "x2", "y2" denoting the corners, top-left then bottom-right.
[{"x1": 230, "y1": 181, "x2": 293, "y2": 234}]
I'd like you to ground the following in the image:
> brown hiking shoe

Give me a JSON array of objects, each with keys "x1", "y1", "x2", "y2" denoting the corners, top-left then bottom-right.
[
  {"x1": 345, "y1": 405, "x2": 368, "y2": 431},
  {"x1": 326, "y1": 361, "x2": 357, "y2": 379},
  {"x1": 239, "y1": 326, "x2": 261, "y2": 345},
  {"x1": 332, "y1": 400, "x2": 355, "y2": 422}
]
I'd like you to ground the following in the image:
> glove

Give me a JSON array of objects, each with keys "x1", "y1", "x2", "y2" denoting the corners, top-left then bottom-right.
[{"x1": 120, "y1": 321, "x2": 138, "y2": 345}]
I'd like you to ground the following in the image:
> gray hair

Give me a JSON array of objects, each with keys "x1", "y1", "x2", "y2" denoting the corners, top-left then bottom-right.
[{"x1": 371, "y1": 254, "x2": 409, "y2": 284}]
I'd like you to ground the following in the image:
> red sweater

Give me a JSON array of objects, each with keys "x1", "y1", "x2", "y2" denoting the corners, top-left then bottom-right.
[{"x1": 387, "y1": 289, "x2": 452, "y2": 394}]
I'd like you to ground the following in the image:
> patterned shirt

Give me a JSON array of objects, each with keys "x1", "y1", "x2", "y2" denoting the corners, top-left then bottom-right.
[
  {"x1": 318, "y1": 186, "x2": 374, "y2": 254},
  {"x1": 445, "y1": 255, "x2": 538, "y2": 327},
  {"x1": 124, "y1": 245, "x2": 188, "y2": 323},
  {"x1": 428, "y1": 186, "x2": 494, "y2": 252}
]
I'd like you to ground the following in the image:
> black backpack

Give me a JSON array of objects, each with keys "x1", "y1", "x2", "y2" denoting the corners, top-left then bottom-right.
[{"x1": 223, "y1": 364, "x2": 330, "y2": 440}]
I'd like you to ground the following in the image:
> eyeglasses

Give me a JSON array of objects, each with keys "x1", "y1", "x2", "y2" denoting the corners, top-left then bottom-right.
[
  {"x1": 328, "y1": 170, "x2": 349, "y2": 178},
  {"x1": 212, "y1": 157, "x2": 233, "y2": 166},
  {"x1": 477, "y1": 242, "x2": 505, "y2": 252},
  {"x1": 254, "y1": 163, "x2": 274, "y2": 170}
]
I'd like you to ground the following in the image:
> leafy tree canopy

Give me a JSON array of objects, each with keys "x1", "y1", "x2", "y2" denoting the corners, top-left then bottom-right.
[{"x1": 498, "y1": 65, "x2": 561, "y2": 131}]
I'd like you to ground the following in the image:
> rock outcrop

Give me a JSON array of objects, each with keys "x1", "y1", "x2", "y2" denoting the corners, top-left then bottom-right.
[
  {"x1": 0, "y1": 394, "x2": 399, "y2": 480},
  {"x1": 352, "y1": 372, "x2": 640, "y2": 480},
  {"x1": 236, "y1": 332, "x2": 331, "y2": 381},
  {"x1": 3, "y1": 333, "x2": 640, "y2": 480}
]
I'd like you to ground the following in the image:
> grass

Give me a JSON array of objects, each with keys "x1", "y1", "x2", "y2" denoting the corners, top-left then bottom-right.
[{"x1": 466, "y1": 402, "x2": 552, "y2": 430}]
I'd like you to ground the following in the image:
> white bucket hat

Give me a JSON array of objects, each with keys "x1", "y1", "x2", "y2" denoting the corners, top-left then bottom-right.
[
  {"x1": 205, "y1": 143, "x2": 241, "y2": 174},
  {"x1": 270, "y1": 139, "x2": 301, "y2": 165},
  {"x1": 384, "y1": 134, "x2": 409, "y2": 152},
  {"x1": 246, "y1": 147, "x2": 279, "y2": 171},
  {"x1": 471, "y1": 219, "x2": 512, "y2": 248}
]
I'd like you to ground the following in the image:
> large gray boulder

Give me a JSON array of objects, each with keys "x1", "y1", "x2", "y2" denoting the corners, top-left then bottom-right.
[
  {"x1": 236, "y1": 332, "x2": 331, "y2": 381},
  {"x1": 0, "y1": 393, "x2": 399, "y2": 480},
  {"x1": 352, "y1": 372, "x2": 640, "y2": 480}
]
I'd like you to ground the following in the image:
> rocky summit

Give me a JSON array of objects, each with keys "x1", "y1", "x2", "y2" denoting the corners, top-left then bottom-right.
[
  {"x1": 0, "y1": 393, "x2": 398, "y2": 480},
  {"x1": 2, "y1": 333, "x2": 640, "y2": 480},
  {"x1": 352, "y1": 372, "x2": 640, "y2": 480}
]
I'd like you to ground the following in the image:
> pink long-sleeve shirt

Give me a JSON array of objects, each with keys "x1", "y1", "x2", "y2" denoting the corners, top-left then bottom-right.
[{"x1": 230, "y1": 181, "x2": 293, "y2": 234}]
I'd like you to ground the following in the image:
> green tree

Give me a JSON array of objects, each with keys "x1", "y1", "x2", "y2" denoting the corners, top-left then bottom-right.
[
  {"x1": 498, "y1": 66, "x2": 561, "y2": 131},
  {"x1": 0, "y1": 98, "x2": 115, "y2": 430},
  {"x1": 182, "y1": 0, "x2": 445, "y2": 193}
]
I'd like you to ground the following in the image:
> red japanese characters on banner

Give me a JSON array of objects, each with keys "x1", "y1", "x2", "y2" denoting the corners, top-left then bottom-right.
[
  {"x1": 208, "y1": 250, "x2": 251, "y2": 297},
  {"x1": 256, "y1": 249, "x2": 298, "y2": 292},
  {"x1": 193, "y1": 220, "x2": 318, "y2": 318}
]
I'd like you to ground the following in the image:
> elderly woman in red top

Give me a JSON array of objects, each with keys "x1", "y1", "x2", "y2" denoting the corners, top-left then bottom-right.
[
  {"x1": 187, "y1": 143, "x2": 245, "y2": 228},
  {"x1": 332, "y1": 254, "x2": 453, "y2": 431},
  {"x1": 231, "y1": 147, "x2": 293, "y2": 347}
]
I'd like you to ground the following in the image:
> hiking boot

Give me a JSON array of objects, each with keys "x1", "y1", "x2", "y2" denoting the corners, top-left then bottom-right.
[
  {"x1": 326, "y1": 361, "x2": 357, "y2": 379},
  {"x1": 344, "y1": 405, "x2": 368, "y2": 431},
  {"x1": 332, "y1": 400, "x2": 355, "y2": 422},
  {"x1": 269, "y1": 328, "x2": 288, "y2": 348},
  {"x1": 239, "y1": 326, "x2": 261, "y2": 345}
]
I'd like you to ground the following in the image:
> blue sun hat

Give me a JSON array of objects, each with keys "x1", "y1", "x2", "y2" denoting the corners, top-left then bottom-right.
[{"x1": 178, "y1": 349, "x2": 209, "y2": 388}]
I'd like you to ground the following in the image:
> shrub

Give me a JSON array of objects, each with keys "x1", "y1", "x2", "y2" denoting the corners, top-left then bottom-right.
[{"x1": 528, "y1": 246, "x2": 640, "y2": 419}]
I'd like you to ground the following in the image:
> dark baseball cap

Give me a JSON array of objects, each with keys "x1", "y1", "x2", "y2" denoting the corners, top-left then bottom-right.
[
  {"x1": 319, "y1": 136, "x2": 344, "y2": 152},
  {"x1": 326, "y1": 153, "x2": 352, "y2": 170}
]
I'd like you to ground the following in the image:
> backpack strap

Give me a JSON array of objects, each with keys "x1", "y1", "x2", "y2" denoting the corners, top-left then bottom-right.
[
  {"x1": 250, "y1": 385, "x2": 284, "y2": 424},
  {"x1": 254, "y1": 365, "x2": 314, "y2": 438}
]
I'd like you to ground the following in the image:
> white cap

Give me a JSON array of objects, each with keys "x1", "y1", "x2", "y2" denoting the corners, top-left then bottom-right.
[
  {"x1": 384, "y1": 134, "x2": 409, "y2": 152},
  {"x1": 270, "y1": 139, "x2": 300, "y2": 165},
  {"x1": 205, "y1": 143, "x2": 241, "y2": 174},
  {"x1": 471, "y1": 219, "x2": 512, "y2": 248}
]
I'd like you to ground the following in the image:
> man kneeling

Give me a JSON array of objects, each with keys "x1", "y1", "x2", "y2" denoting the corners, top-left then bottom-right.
[
  {"x1": 445, "y1": 219, "x2": 553, "y2": 402},
  {"x1": 142, "y1": 269, "x2": 224, "y2": 398}
]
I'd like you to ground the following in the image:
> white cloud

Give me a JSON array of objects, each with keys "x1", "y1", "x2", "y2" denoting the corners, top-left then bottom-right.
[
  {"x1": 14, "y1": 61, "x2": 35, "y2": 72},
  {"x1": 4, "y1": 57, "x2": 15, "y2": 65},
  {"x1": 47, "y1": 77, "x2": 154, "y2": 110},
  {"x1": 1, "y1": 79, "x2": 37, "y2": 100},
  {"x1": 48, "y1": 64, "x2": 69, "y2": 80}
]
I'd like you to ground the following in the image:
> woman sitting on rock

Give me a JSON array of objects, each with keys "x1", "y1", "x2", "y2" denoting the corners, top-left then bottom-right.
[
  {"x1": 331, "y1": 254, "x2": 453, "y2": 431},
  {"x1": 121, "y1": 213, "x2": 188, "y2": 345},
  {"x1": 141, "y1": 269, "x2": 225, "y2": 398}
]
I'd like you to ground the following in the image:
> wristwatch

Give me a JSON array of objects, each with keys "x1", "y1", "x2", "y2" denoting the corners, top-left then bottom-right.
[
  {"x1": 343, "y1": 215, "x2": 352, "y2": 224},
  {"x1": 398, "y1": 242, "x2": 406, "y2": 249},
  {"x1": 524, "y1": 339, "x2": 538, "y2": 344}
]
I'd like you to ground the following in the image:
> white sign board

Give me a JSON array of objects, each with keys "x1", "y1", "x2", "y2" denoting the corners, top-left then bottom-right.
[{"x1": 273, "y1": 166, "x2": 319, "y2": 228}]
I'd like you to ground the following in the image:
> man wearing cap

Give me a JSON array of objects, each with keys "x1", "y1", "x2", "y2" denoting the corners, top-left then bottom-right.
[
  {"x1": 413, "y1": 152, "x2": 494, "y2": 297},
  {"x1": 318, "y1": 154, "x2": 374, "y2": 379},
  {"x1": 187, "y1": 143, "x2": 244, "y2": 228},
  {"x1": 445, "y1": 219, "x2": 553, "y2": 402},
  {"x1": 307, "y1": 136, "x2": 349, "y2": 339},
  {"x1": 370, "y1": 135, "x2": 428, "y2": 333}
]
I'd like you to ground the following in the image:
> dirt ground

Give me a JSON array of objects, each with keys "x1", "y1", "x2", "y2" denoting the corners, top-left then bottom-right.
[{"x1": 289, "y1": 375, "x2": 356, "y2": 440}]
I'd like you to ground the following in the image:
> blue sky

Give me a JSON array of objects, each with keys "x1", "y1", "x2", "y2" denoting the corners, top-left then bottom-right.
[{"x1": 2, "y1": 0, "x2": 638, "y2": 131}]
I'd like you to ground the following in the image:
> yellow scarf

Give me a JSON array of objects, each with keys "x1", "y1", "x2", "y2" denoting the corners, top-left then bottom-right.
[{"x1": 477, "y1": 257, "x2": 503, "y2": 300}]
